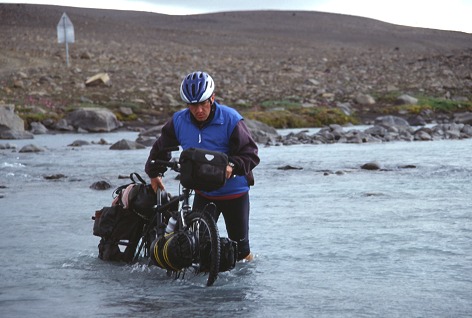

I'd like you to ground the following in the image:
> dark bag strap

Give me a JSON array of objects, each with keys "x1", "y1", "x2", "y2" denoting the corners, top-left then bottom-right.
[
  {"x1": 112, "y1": 184, "x2": 128, "y2": 199},
  {"x1": 113, "y1": 173, "x2": 148, "y2": 200},
  {"x1": 130, "y1": 172, "x2": 147, "y2": 185}
]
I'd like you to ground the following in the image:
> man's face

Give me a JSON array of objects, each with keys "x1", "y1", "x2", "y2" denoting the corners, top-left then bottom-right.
[{"x1": 188, "y1": 95, "x2": 214, "y2": 122}]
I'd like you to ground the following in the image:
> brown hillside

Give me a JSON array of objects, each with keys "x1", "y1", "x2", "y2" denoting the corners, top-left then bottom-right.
[{"x1": 1, "y1": 3, "x2": 471, "y2": 128}]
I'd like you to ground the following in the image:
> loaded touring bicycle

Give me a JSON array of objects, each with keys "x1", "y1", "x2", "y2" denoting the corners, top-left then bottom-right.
[{"x1": 92, "y1": 147, "x2": 238, "y2": 286}]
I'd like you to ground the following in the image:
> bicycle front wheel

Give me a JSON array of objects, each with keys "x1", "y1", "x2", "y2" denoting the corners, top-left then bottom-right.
[{"x1": 185, "y1": 210, "x2": 220, "y2": 286}]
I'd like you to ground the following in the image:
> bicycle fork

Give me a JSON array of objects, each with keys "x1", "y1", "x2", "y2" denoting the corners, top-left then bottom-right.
[{"x1": 179, "y1": 188, "x2": 192, "y2": 228}]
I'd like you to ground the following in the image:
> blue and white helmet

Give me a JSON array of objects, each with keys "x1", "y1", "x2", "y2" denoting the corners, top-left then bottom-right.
[{"x1": 180, "y1": 71, "x2": 215, "y2": 104}]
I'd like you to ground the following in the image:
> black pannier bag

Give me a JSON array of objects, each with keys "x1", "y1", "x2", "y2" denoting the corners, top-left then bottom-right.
[
  {"x1": 113, "y1": 172, "x2": 157, "y2": 221},
  {"x1": 179, "y1": 147, "x2": 228, "y2": 191},
  {"x1": 200, "y1": 237, "x2": 238, "y2": 273},
  {"x1": 218, "y1": 237, "x2": 238, "y2": 272},
  {"x1": 93, "y1": 206, "x2": 145, "y2": 262},
  {"x1": 92, "y1": 173, "x2": 177, "y2": 263}
]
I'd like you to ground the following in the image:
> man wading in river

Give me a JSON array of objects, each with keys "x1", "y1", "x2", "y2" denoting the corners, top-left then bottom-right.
[{"x1": 145, "y1": 71, "x2": 260, "y2": 261}]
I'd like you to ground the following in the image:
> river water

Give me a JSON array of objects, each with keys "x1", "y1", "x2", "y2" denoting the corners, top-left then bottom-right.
[{"x1": 1, "y1": 130, "x2": 471, "y2": 317}]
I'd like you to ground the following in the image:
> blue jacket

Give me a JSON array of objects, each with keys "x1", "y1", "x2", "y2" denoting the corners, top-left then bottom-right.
[
  {"x1": 145, "y1": 102, "x2": 259, "y2": 198},
  {"x1": 173, "y1": 103, "x2": 242, "y2": 153},
  {"x1": 173, "y1": 103, "x2": 249, "y2": 197}
]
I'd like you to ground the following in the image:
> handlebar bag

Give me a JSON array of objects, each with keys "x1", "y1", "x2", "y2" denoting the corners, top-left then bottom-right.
[{"x1": 179, "y1": 147, "x2": 228, "y2": 191}]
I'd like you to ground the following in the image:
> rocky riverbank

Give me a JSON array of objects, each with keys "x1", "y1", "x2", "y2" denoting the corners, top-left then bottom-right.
[
  {"x1": 270, "y1": 117, "x2": 472, "y2": 146},
  {"x1": 1, "y1": 4, "x2": 472, "y2": 136}
]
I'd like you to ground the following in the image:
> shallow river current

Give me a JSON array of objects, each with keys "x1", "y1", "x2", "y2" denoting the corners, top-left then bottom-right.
[{"x1": 1, "y1": 131, "x2": 471, "y2": 317}]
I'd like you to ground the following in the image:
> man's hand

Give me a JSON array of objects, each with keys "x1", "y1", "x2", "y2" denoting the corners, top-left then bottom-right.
[
  {"x1": 226, "y1": 165, "x2": 233, "y2": 179},
  {"x1": 151, "y1": 176, "x2": 165, "y2": 192}
]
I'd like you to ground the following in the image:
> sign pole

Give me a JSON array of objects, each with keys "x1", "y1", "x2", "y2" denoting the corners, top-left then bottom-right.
[
  {"x1": 63, "y1": 15, "x2": 69, "y2": 67},
  {"x1": 57, "y1": 13, "x2": 75, "y2": 68}
]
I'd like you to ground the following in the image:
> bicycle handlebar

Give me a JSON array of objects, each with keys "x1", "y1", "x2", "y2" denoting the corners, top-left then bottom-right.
[
  {"x1": 150, "y1": 158, "x2": 180, "y2": 173},
  {"x1": 150, "y1": 146, "x2": 181, "y2": 173}
]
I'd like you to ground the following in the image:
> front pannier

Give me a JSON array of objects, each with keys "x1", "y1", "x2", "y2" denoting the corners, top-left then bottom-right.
[
  {"x1": 92, "y1": 205, "x2": 145, "y2": 262},
  {"x1": 179, "y1": 147, "x2": 228, "y2": 191}
]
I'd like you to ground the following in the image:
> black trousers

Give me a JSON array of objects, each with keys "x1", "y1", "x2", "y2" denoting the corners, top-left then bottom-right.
[{"x1": 193, "y1": 192, "x2": 250, "y2": 260}]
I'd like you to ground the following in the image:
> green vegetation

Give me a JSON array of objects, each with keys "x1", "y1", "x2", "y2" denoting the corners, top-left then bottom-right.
[
  {"x1": 417, "y1": 96, "x2": 472, "y2": 112},
  {"x1": 115, "y1": 112, "x2": 138, "y2": 121},
  {"x1": 63, "y1": 102, "x2": 95, "y2": 112},
  {"x1": 305, "y1": 107, "x2": 358, "y2": 127},
  {"x1": 239, "y1": 97, "x2": 360, "y2": 129},
  {"x1": 243, "y1": 106, "x2": 358, "y2": 129},
  {"x1": 15, "y1": 107, "x2": 59, "y2": 128},
  {"x1": 394, "y1": 104, "x2": 429, "y2": 115},
  {"x1": 386, "y1": 96, "x2": 472, "y2": 115},
  {"x1": 260, "y1": 99, "x2": 303, "y2": 110},
  {"x1": 243, "y1": 110, "x2": 307, "y2": 128},
  {"x1": 242, "y1": 95, "x2": 471, "y2": 129}
]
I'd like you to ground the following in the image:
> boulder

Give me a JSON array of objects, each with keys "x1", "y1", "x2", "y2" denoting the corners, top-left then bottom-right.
[
  {"x1": 0, "y1": 104, "x2": 24, "y2": 131},
  {"x1": 43, "y1": 174, "x2": 67, "y2": 180},
  {"x1": 361, "y1": 161, "x2": 381, "y2": 170},
  {"x1": 109, "y1": 139, "x2": 146, "y2": 150},
  {"x1": 461, "y1": 125, "x2": 472, "y2": 138},
  {"x1": 53, "y1": 118, "x2": 75, "y2": 131},
  {"x1": 0, "y1": 130, "x2": 34, "y2": 139},
  {"x1": 355, "y1": 94, "x2": 376, "y2": 105},
  {"x1": 407, "y1": 115, "x2": 426, "y2": 126},
  {"x1": 85, "y1": 72, "x2": 111, "y2": 87},
  {"x1": 68, "y1": 140, "x2": 91, "y2": 147},
  {"x1": 135, "y1": 135, "x2": 157, "y2": 147},
  {"x1": 277, "y1": 165, "x2": 303, "y2": 170},
  {"x1": 92, "y1": 138, "x2": 110, "y2": 145},
  {"x1": 0, "y1": 104, "x2": 33, "y2": 139},
  {"x1": 396, "y1": 94, "x2": 418, "y2": 105},
  {"x1": 90, "y1": 181, "x2": 112, "y2": 190},
  {"x1": 453, "y1": 112, "x2": 472, "y2": 125},
  {"x1": 0, "y1": 143, "x2": 17, "y2": 150},
  {"x1": 414, "y1": 130, "x2": 433, "y2": 141},
  {"x1": 374, "y1": 115, "x2": 411, "y2": 131},
  {"x1": 30, "y1": 122, "x2": 48, "y2": 134},
  {"x1": 19, "y1": 144, "x2": 46, "y2": 153},
  {"x1": 65, "y1": 107, "x2": 122, "y2": 132},
  {"x1": 119, "y1": 106, "x2": 133, "y2": 116},
  {"x1": 336, "y1": 102, "x2": 353, "y2": 116},
  {"x1": 244, "y1": 119, "x2": 279, "y2": 144},
  {"x1": 139, "y1": 125, "x2": 163, "y2": 137}
]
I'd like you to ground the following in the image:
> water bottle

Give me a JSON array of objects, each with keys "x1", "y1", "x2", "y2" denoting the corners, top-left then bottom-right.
[{"x1": 165, "y1": 217, "x2": 177, "y2": 234}]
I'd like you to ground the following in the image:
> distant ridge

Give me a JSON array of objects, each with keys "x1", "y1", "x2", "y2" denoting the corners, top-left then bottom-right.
[{"x1": 1, "y1": 3, "x2": 471, "y2": 56}]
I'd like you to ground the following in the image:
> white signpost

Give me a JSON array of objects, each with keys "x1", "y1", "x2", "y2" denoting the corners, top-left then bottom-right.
[{"x1": 57, "y1": 12, "x2": 75, "y2": 67}]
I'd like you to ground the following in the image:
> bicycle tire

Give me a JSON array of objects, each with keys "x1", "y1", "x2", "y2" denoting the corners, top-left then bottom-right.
[{"x1": 184, "y1": 210, "x2": 220, "y2": 286}]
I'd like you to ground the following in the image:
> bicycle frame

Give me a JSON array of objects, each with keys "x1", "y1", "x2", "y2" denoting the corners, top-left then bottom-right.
[
  {"x1": 132, "y1": 156, "x2": 202, "y2": 261},
  {"x1": 132, "y1": 149, "x2": 223, "y2": 286}
]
